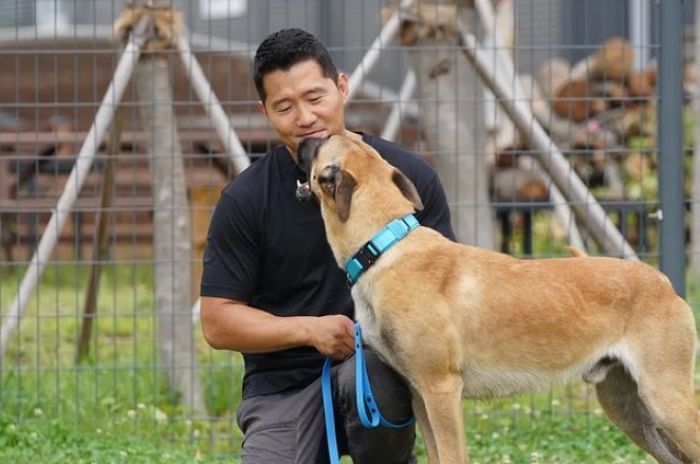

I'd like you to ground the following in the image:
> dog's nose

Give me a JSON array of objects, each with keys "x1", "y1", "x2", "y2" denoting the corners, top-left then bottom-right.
[
  {"x1": 295, "y1": 180, "x2": 312, "y2": 202},
  {"x1": 297, "y1": 137, "x2": 325, "y2": 174}
]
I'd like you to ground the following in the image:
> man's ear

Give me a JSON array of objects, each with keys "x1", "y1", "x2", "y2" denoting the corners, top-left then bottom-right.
[
  {"x1": 337, "y1": 73, "x2": 349, "y2": 104},
  {"x1": 257, "y1": 100, "x2": 268, "y2": 118},
  {"x1": 392, "y1": 169, "x2": 424, "y2": 211},
  {"x1": 335, "y1": 169, "x2": 356, "y2": 222}
]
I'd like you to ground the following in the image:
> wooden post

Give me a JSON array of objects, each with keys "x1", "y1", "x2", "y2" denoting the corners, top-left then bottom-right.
[
  {"x1": 400, "y1": 3, "x2": 494, "y2": 248},
  {"x1": 75, "y1": 110, "x2": 123, "y2": 363},
  {"x1": 128, "y1": 4, "x2": 206, "y2": 415}
]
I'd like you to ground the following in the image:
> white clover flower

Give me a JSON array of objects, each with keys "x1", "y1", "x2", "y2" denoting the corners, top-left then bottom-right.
[
  {"x1": 33, "y1": 408, "x2": 43, "y2": 417},
  {"x1": 137, "y1": 403, "x2": 146, "y2": 410},
  {"x1": 153, "y1": 407, "x2": 168, "y2": 423},
  {"x1": 127, "y1": 410, "x2": 136, "y2": 419}
]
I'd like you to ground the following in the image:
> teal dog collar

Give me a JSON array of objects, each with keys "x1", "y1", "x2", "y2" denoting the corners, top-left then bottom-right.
[{"x1": 345, "y1": 214, "x2": 419, "y2": 286}]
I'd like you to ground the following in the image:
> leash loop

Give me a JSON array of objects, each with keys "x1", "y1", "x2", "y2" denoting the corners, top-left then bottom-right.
[
  {"x1": 355, "y1": 324, "x2": 416, "y2": 429},
  {"x1": 321, "y1": 323, "x2": 415, "y2": 464}
]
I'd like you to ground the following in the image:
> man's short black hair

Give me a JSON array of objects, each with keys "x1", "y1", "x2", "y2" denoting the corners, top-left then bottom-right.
[{"x1": 254, "y1": 28, "x2": 339, "y2": 103}]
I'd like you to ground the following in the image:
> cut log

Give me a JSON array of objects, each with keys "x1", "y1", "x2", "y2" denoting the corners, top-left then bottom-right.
[
  {"x1": 492, "y1": 165, "x2": 549, "y2": 201},
  {"x1": 551, "y1": 80, "x2": 606, "y2": 122},
  {"x1": 595, "y1": 106, "x2": 655, "y2": 138},
  {"x1": 535, "y1": 58, "x2": 605, "y2": 123},
  {"x1": 626, "y1": 69, "x2": 655, "y2": 100},
  {"x1": 534, "y1": 57, "x2": 571, "y2": 100},
  {"x1": 569, "y1": 37, "x2": 635, "y2": 82},
  {"x1": 590, "y1": 80, "x2": 628, "y2": 109},
  {"x1": 519, "y1": 73, "x2": 618, "y2": 149}
]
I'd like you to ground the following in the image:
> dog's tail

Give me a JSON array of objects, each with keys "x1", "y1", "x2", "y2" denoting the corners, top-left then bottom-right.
[{"x1": 566, "y1": 246, "x2": 588, "y2": 258}]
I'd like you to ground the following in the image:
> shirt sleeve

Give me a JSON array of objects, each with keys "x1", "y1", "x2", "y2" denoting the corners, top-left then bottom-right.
[
  {"x1": 414, "y1": 169, "x2": 457, "y2": 242},
  {"x1": 200, "y1": 188, "x2": 260, "y2": 302}
]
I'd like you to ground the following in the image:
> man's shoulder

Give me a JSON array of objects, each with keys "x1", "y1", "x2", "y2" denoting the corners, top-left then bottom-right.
[
  {"x1": 363, "y1": 133, "x2": 436, "y2": 179},
  {"x1": 221, "y1": 146, "x2": 284, "y2": 198}
]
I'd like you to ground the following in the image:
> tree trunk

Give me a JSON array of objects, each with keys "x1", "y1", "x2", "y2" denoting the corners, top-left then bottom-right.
[
  {"x1": 402, "y1": 7, "x2": 494, "y2": 247},
  {"x1": 691, "y1": 5, "x2": 700, "y2": 274},
  {"x1": 134, "y1": 58, "x2": 206, "y2": 415}
]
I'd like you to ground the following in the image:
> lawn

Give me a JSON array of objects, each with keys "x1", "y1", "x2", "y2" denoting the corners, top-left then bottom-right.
[{"x1": 1, "y1": 259, "x2": 698, "y2": 463}]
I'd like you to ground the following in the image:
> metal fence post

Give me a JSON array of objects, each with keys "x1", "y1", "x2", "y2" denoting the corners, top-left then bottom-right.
[{"x1": 658, "y1": 0, "x2": 686, "y2": 296}]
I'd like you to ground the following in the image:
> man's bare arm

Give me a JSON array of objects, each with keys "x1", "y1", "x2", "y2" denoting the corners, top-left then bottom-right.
[{"x1": 200, "y1": 296, "x2": 355, "y2": 359}]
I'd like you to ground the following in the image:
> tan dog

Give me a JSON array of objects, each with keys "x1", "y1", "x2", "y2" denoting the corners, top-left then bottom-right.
[{"x1": 297, "y1": 135, "x2": 700, "y2": 464}]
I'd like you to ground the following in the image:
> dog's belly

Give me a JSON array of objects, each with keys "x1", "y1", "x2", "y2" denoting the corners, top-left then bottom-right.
[{"x1": 459, "y1": 362, "x2": 591, "y2": 398}]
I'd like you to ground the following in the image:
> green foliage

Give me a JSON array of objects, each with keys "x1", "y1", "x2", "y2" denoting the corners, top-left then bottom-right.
[{"x1": 1, "y1": 264, "x2": 699, "y2": 462}]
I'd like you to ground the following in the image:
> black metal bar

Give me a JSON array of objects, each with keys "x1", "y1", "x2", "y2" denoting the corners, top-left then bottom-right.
[{"x1": 657, "y1": 0, "x2": 686, "y2": 296}]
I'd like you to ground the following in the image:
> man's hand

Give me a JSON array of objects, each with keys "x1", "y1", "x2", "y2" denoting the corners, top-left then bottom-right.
[{"x1": 306, "y1": 315, "x2": 355, "y2": 360}]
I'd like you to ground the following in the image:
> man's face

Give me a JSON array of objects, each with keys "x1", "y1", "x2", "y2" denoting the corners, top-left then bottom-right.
[{"x1": 259, "y1": 59, "x2": 349, "y2": 158}]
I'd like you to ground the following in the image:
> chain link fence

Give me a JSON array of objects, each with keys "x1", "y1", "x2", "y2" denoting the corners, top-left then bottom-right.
[{"x1": 0, "y1": 0, "x2": 697, "y2": 461}]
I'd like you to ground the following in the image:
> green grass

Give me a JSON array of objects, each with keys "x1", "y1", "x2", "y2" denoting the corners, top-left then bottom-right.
[{"x1": 1, "y1": 261, "x2": 699, "y2": 463}]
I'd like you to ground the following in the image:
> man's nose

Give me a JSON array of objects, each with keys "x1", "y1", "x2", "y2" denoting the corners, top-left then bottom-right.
[{"x1": 296, "y1": 104, "x2": 316, "y2": 127}]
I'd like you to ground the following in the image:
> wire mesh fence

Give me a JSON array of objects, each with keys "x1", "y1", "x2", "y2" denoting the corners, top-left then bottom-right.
[{"x1": 0, "y1": 0, "x2": 698, "y2": 461}]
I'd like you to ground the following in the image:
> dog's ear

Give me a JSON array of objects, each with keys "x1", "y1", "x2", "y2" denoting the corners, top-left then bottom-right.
[
  {"x1": 392, "y1": 169, "x2": 423, "y2": 211},
  {"x1": 335, "y1": 169, "x2": 357, "y2": 222}
]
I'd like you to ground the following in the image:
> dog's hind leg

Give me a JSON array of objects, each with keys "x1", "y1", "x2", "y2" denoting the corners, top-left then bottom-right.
[
  {"x1": 631, "y1": 299, "x2": 700, "y2": 463},
  {"x1": 416, "y1": 374, "x2": 467, "y2": 464},
  {"x1": 410, "y1": 388, "x2": 439, "y2": 464},
  {"x1": 636, "y1": 375, "x2": 700, "y2": 463},
  {"x1": 635, "y1": 368, "x2": 700, "y2": 463},
  {"x1": 595, "y1": 363, "x2": 691, "y2": 464}
]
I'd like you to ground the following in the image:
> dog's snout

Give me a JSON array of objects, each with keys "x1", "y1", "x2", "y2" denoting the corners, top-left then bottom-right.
[
  {"x1": 297, "y1": 137, "x2": 326, "y2": 174},
  {"x1": 295, "y1": 180, "x2": 313, "y2": 202}
]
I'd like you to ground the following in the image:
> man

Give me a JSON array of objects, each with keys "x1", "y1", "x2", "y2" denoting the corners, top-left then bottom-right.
[{"x1": 200, "y1": 28, "x2": 455, "y2": 463}]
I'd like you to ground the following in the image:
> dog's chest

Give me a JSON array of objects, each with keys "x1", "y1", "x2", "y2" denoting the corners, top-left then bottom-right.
[{"x1": 352, "y1": 287, "x2": 399, "y2": 364}]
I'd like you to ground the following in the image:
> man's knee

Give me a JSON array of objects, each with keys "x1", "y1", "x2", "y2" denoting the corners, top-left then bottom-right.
[{"x1": 336, "y1": 349, "x2": 413, "y2": 421}]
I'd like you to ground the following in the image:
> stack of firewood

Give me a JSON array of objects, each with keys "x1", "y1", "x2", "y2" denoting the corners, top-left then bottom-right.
[
  {"x1": 490, "y1": 36, "x2": 700, "y2": 202},
  {"x1": 532, "y1": 37, "x2": 656, "y2": 148}
]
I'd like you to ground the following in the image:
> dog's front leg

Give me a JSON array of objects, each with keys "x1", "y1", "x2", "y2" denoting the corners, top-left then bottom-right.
[
  {"x1": 416, "y1": 374, "x2": 467, "y2": 464},
  {"x1": 410, "y1": 388, "x2": 439, "y2": 464}
]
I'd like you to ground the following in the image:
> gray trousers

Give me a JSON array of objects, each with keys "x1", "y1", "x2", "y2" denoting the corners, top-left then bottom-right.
[{"x1": 236, "y1": 349, "x2": 416, "y2": 464}]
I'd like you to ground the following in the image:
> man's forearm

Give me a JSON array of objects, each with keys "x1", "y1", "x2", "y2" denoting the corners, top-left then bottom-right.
[
  {"x1": 200, "y1": 296, "x2": 355, "y2": 359},
  {"x1": 200, "y1": 296, "x2": 312, "y2": 353}
]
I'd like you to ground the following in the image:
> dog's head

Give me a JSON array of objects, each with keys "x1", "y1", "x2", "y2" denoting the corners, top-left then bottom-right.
[{"x1": 297, "y1": 135, "x2": 423, "y2": 224}]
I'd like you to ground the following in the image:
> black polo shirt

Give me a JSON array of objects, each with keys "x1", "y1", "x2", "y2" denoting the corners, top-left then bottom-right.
[{"x1": 201, "y1": 132, "x2": 455, "y2": 399}]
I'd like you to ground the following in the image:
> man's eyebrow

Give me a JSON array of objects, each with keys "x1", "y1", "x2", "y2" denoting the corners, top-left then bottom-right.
[{"x1": 303, "y1": 86, "x2": 326, "y2": 96}]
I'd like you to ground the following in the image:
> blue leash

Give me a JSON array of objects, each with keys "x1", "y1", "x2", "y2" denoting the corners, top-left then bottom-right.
[{"x1": 321, "y1": 323, "x2": 415, "y2": 464}]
